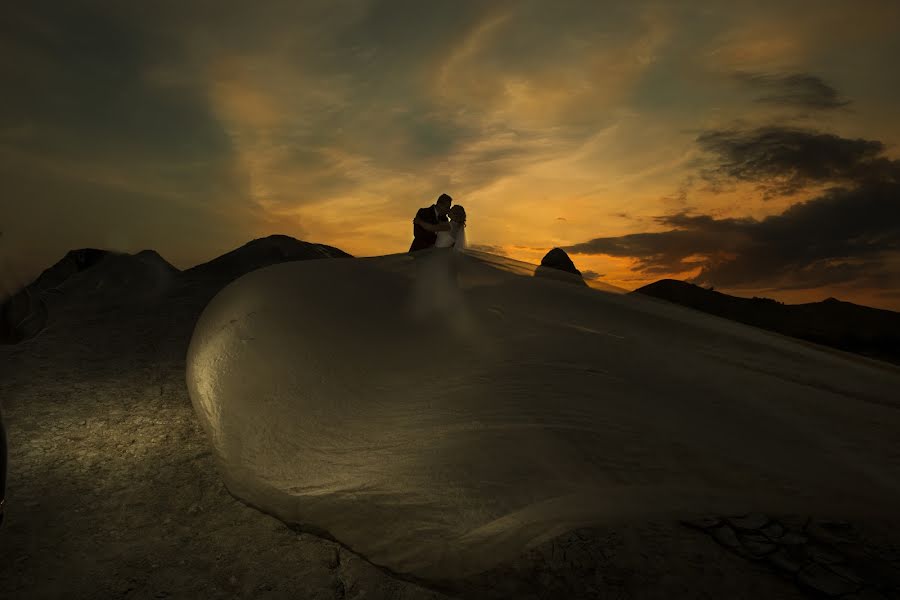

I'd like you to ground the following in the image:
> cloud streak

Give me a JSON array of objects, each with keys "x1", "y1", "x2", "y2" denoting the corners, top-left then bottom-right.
[{"x1": 736, "y1": 71, "x2": 850, "y2": 110}]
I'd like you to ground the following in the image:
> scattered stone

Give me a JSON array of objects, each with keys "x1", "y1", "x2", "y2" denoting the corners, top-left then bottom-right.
[
  {"x1": 806, "y1": 544, "x2": 845, "y2": 565},
  {"x1": 768, "y1": 548, "x2": 804, "y2": 574},
  {"x1": 779, "y1": 531, "x2": 808, "y2": 545},
  {"x1": 117, "y1": 581, "x2": 136, "y2": 595},
  {"x1": 798, "y1": 563, "x2": 861, "y2": 596},
  {"x1": 712, "y1": 525, "x2": 742, "y2": 550},
  {"x1": 682, "y1": 516, "x2": 721, "y2": 530},
  {"x1": 739, "y1": 533, "x2": 777, "y2": 558},
  {"x1": 727, "y1": 513, "x2": 769, "y2": 531},
  {"x1": 825, "y1": 563, "x2": 863, "y2": 584},
  {"x1": 762, "y1": 521, "x2": 785, "y2": 540},
  {"x1": 807, "y1": 520, "x2": 860, "y2": 544}
]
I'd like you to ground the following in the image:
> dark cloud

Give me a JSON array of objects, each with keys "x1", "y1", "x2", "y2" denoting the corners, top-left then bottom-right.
[
  {"x1": 0, "y1": 3, "x2": 228, "y2": 162},
  {"x1": 0, "y1": 1, "x2": 261, "y2": 283},
  {"x1": 736, "y1": 72, "x2": 850, "y2": 110},
  {"x1": 566, "y1": 181, "x2": 900, "y2": 289},
  {"x1": 565, "y1": 222, "x2": 750, "y2": 276},
  {"x1": 0, "y1": 1, "x2": 248, "y2": 208},
  {"x1": 581, "y1": 270, "x2": 602, "y2": 280},
  {"x1": 697, "y1": 126, "x2": 897, "y2": 195},
  {"x1": 566, "y1": 127, "x2": 900, "y2": 291}
]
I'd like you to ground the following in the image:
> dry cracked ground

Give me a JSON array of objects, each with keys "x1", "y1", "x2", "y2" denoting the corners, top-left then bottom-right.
[{"x1": 1, "y1": 260, "x2": 899, "y2": 599}]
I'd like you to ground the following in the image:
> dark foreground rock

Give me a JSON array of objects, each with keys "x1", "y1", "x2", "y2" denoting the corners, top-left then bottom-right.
[
  {"x1": 0, "y1": 235, "x2": 353, "y2": 347},
  {"x1": 683, "y1": 514, "x2": 900, "y2": 598},
  {"x1": 0, "y1": 287, "x2": 47, "y2": 344},
  {"x1": 534, "y1": 248, "x2": 588, "y2": 286}
]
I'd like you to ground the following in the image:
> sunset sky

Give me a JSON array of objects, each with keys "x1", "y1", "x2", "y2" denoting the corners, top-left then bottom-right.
[{"x1": 2, "y1": 0, "x2": 899, "y2": 308}]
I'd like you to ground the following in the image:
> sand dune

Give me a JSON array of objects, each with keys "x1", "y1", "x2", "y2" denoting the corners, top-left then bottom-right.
[{"x1": 186, "y1": 248, "x2": 900, "y2": 582}]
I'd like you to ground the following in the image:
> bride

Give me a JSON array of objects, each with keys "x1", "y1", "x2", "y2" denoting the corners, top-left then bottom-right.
[
  {"x1": 434, "y1": 205, "x2": 466, "y2": 250},
  {"x1": 411, "y1": 204, "x2": 468, "y2": 319}
]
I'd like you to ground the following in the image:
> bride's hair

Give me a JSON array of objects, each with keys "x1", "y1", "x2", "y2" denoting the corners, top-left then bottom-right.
[{"x1": 449, "y1": 204, "x2": 466, "y2": 227}]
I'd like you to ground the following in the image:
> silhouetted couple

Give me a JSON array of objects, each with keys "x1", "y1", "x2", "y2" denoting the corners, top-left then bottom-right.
[{"x1": 409, "y1": 193, "x2": 467, "y2": 253}]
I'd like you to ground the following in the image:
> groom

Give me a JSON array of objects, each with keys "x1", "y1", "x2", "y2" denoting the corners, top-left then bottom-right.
[{"x1": 408, "y1": 193, "x2": 452, "y2": 253}]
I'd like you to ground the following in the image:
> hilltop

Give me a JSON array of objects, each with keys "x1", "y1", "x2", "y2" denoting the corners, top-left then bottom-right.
[{"x1": 633, "y1": 279, "x2": 900, "y2": 365}]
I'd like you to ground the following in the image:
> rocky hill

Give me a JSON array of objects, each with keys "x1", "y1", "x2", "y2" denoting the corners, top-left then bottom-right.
[
  {"x1": 0, "y1": 235, "x2": 353, "y2": 344},
  {"x1": 633, "y1": 279, "x2": 900, "y2": 365}
]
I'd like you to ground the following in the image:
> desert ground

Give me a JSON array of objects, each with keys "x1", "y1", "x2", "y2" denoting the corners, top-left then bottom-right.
[{"x1": 2, "y1": 243, "x2": 899, "y2": 599}]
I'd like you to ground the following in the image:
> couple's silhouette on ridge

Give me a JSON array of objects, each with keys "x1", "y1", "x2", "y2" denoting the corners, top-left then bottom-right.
[{"x1": 409, "y1": 193, "x2": 466, "y2": 253}]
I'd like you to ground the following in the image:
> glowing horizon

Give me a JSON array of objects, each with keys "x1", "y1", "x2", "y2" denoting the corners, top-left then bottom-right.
[{"x1": 2, "y1": 1, "x2": 899, "y2": 310}]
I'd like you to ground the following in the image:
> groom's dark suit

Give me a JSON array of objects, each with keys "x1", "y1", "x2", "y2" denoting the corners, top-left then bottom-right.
[{"x1": 409, "y1": 205, "x2": 448, "y2": 253}]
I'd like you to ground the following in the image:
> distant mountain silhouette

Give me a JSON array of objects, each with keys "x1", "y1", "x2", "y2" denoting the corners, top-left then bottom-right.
[
  {"x1": 52, "y1": 249, "x2": 180, "y2": 300},
  {"x1": 633, "y1": 279, "x2": 900, "y2": 365},
  {"x1": 0, "y1": 235, "x2": 353, "y2": 344},
  {"x1": 28, "y1": 248, "x2": 112, "y2": 293},
  {"x1": 184, "y1": 235, "x2": 352, "y2": 283},
  {"x1": 0, "y1": 248, "x2": 175, "y2": 344}
]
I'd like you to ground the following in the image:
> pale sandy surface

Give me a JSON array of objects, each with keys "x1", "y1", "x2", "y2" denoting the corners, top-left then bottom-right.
[
  {"x1": 187, "y1": 251, "x2": 900, "y2": 577},
  {"x1": 2, "y1": 250, "x2": 899, "y2": 599}
]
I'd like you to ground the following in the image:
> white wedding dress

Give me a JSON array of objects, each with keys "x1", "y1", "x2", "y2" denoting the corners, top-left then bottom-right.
[
  {"x1": 412, "y1": 220, "x2": 467, "y2": 319},
  {"x1": 434, "y1": 222, "x2": 466, "y2": 250}
]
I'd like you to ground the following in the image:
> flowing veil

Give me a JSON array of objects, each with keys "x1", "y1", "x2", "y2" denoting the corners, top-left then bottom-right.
[{"x1": 453, "y1": 222, "x2": 467, "y2": 251}]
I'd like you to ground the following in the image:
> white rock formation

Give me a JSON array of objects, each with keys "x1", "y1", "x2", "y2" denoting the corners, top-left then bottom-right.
[{"x1": 186, "y1": 248, "x2": 900, "y2": 581}]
